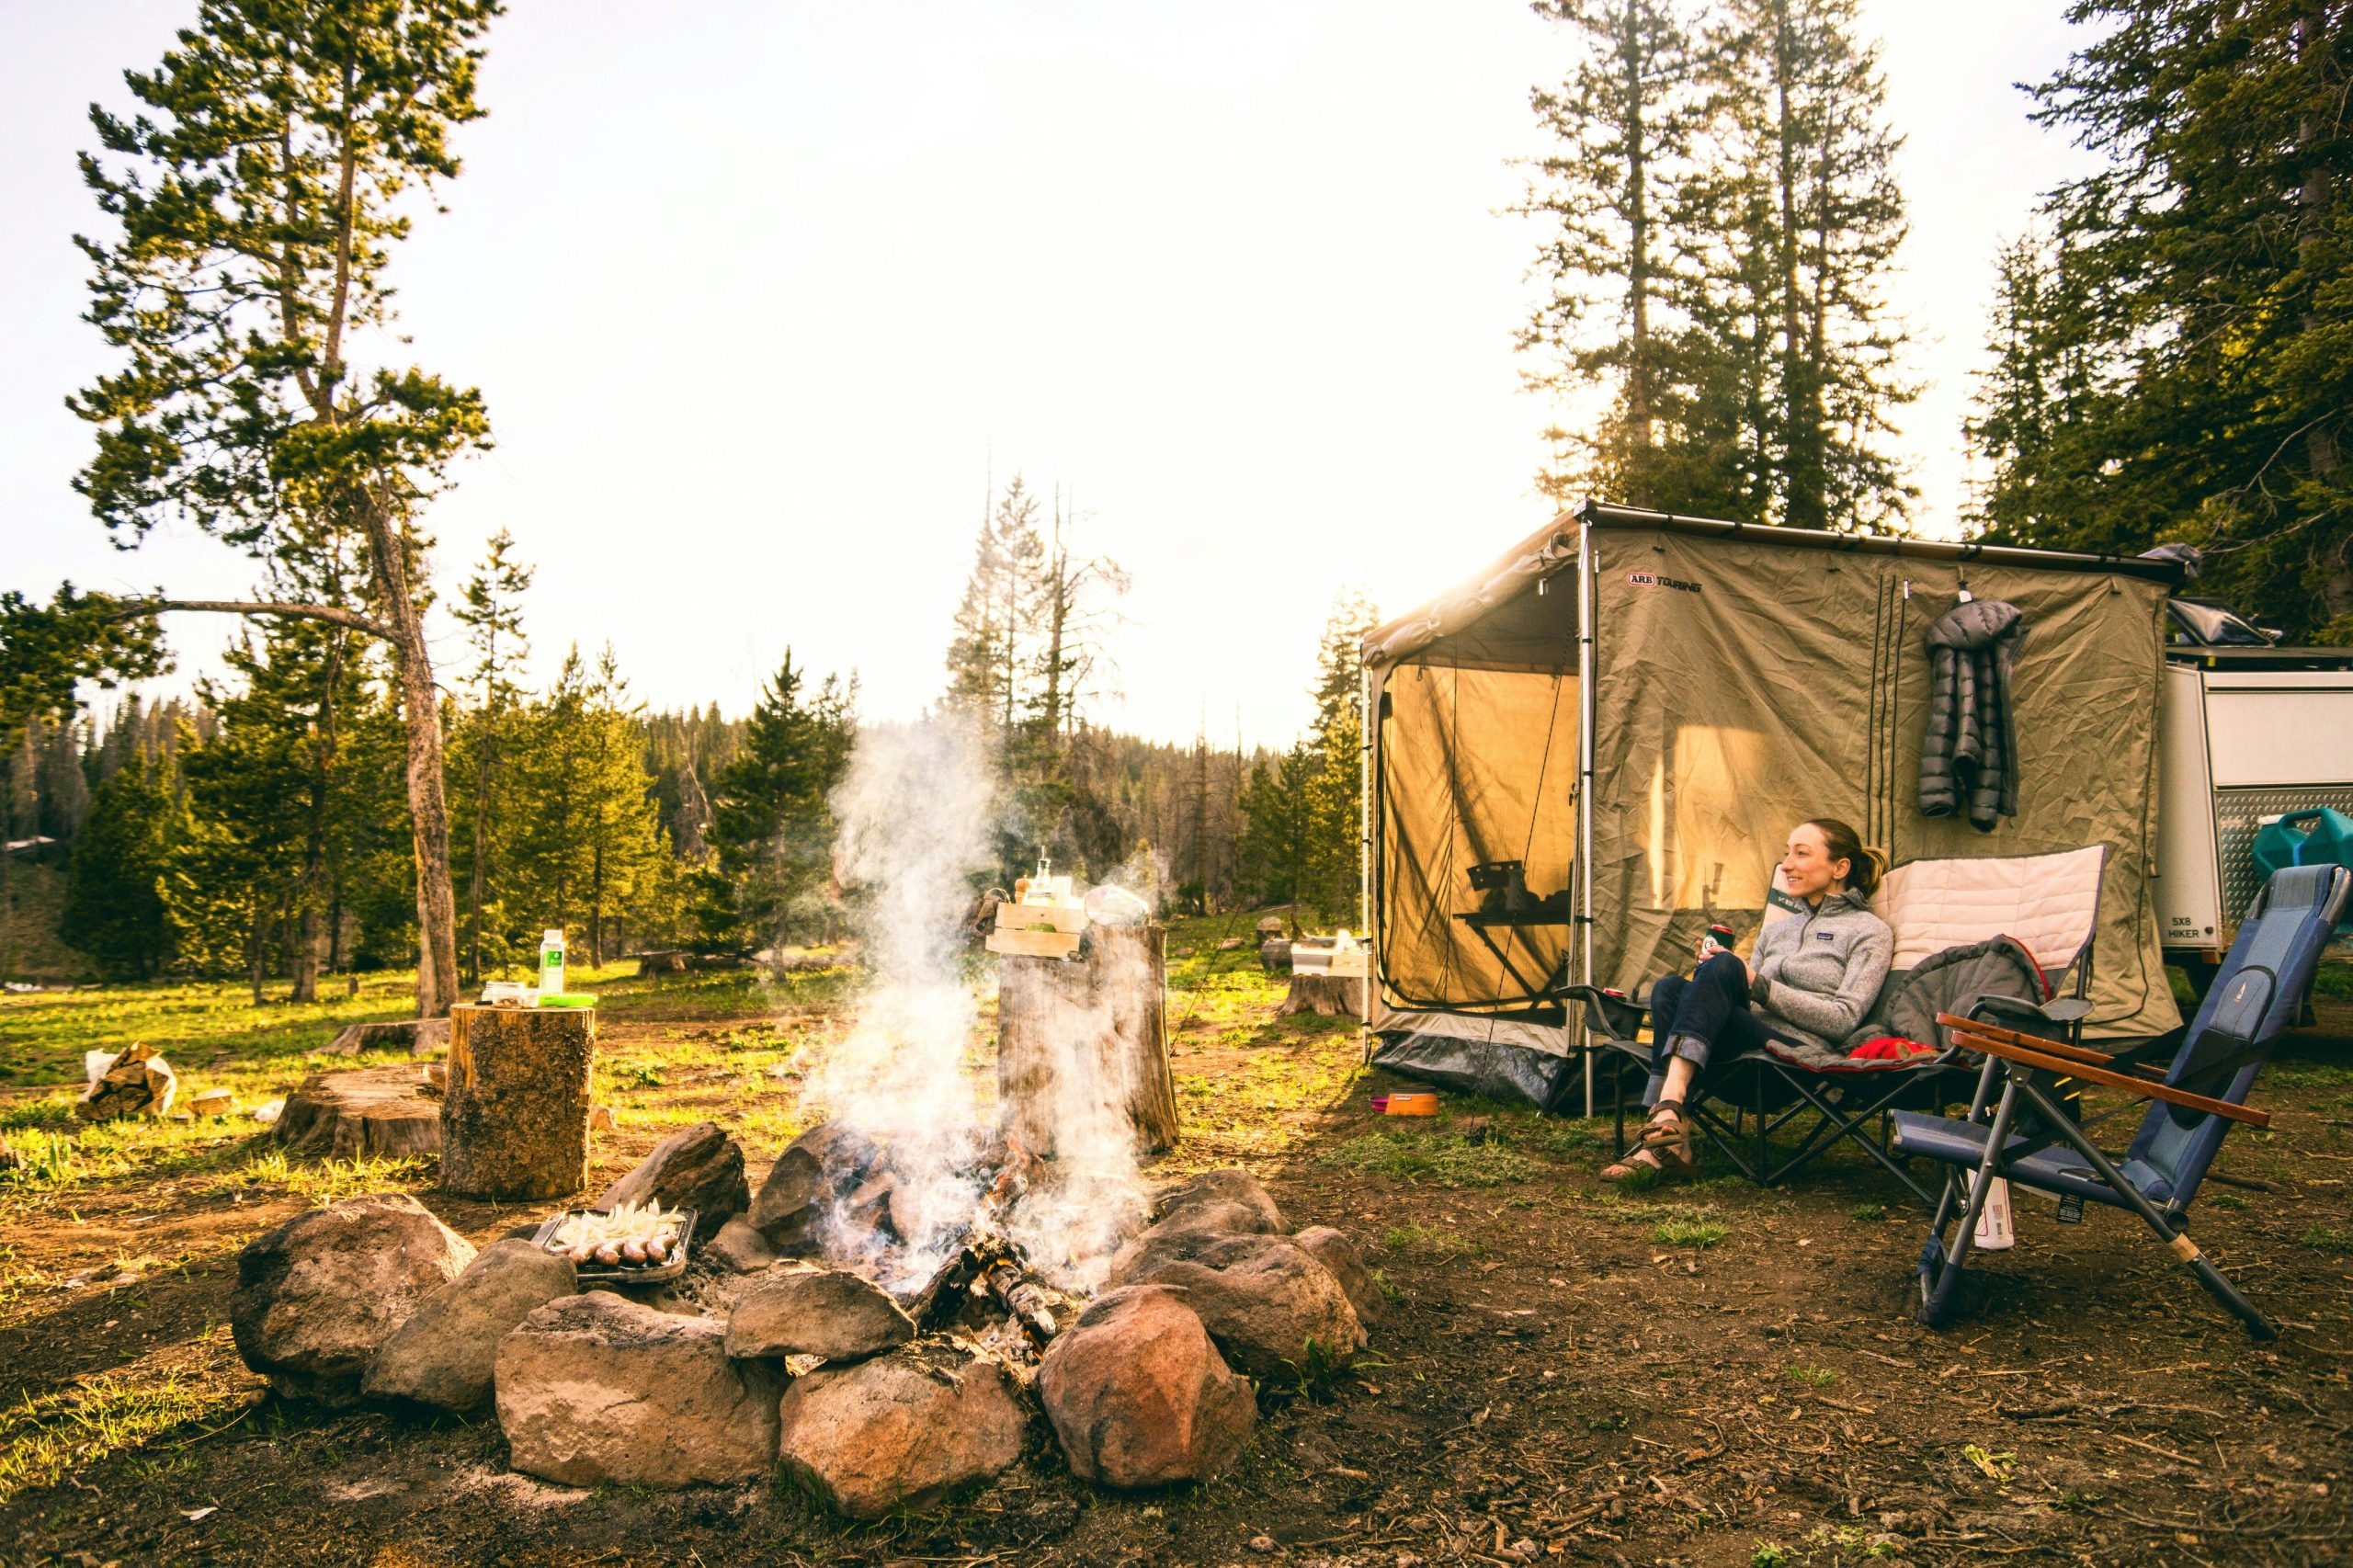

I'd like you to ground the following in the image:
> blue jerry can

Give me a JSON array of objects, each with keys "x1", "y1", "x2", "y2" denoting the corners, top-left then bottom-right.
[{"x1": 2253, "y1": 809, "x2": 2353, "y2": 929}]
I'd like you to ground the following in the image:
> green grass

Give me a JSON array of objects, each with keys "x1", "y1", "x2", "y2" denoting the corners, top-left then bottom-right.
[
  {"x1": 198, "y1": 1148, "x2": 432, "y2": 1206},
  {"x1": 0, "y1": 1348, "x2": 248, "y2": 1506},
  {"x1": 1849, "y1": 1200, "x2": 1886, "y2": 1222},
  {"x1": 1313, "y1": 1129, "x2": 1539, "y2": 1187},
  {"x1": 1783, "y1": 1363, "x2": 1838, "y2": 1388},
  {"x1": 1381, "y1": 1223, "x2": 1480, "y2": 1259},
  {"x1": 1654, "y1": 1216, "x2": 1727, "y2": 1247},
  {"x1": 2299, "y1": 1222, "x2": 2353, "y2": 1255}
]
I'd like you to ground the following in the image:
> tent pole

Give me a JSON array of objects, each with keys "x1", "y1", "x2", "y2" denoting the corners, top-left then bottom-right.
[{"x1": 1577, "y1": 519, "x2": 1597, "y2": 1117}]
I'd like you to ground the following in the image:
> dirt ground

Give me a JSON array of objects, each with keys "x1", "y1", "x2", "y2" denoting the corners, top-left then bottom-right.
[{"x1": 1, "y1": 946, "x2": 2348, "y2": 1568}]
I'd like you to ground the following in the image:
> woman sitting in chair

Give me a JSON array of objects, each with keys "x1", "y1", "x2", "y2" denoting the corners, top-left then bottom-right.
[{"x1": 1602, "y1": 818, "x2": 1893, "y2": 1181}]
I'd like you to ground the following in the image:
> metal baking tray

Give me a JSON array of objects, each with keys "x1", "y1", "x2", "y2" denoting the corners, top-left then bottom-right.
[{"x1": 529, "y1": 1207, "x2": 698, "y2": 1285}]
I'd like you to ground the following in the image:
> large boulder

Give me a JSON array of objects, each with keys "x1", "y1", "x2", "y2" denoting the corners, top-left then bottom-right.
[
  {"x1": 747, "y1": 1121, "x2": 878, "y2": 1251},
  {"x1": 1038, "y1": 1284, "x2": 1255, "y2": 1488},
  {"x1": 596, "y1": 1121, "x2": 749, "y2": 1241},
  {"x1": 725, "y1": 1265, "x2": 915, "y2": 1363},
  {"x1": 1149, "y1": 1168, "x2": 1285, "y2": 1237},
  {"x1": 231, "y1": 1193, "x2": 476, "y2": 1403},
  {"x1": 776, "y1": 1345, "x2": 1027, "y2": 1519},
  {"x1": 1293, "y1": 1226, "x2": 1382, "y2": 1325},
  {"x1": 362, "y1": 1239, "x2": 576, "y2": 1413},
  {"x1": 494, "y1": 1292, "x2": 781, "y2": 1487},
  {"x1": 1116, "y1": 1232, "x2": 1361, "y2": 1381}
]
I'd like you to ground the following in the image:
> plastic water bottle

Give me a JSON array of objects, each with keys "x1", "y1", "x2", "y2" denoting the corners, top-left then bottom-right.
[
  {"x1": 1972, "y1": 1174, "x2": 2015, "y2": 1251},
  {"x1": 538, "y1": 928, "x2": 566, "y2": 1002}
]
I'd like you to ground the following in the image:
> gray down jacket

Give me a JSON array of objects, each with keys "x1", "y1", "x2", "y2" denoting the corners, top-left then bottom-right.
[
  {"x1": 1918, "y1": 598, "x2": 2026, "y2": 831},
  {"x1": 1845, "y1": 934, "x2": 2047, "y2": 1053}
]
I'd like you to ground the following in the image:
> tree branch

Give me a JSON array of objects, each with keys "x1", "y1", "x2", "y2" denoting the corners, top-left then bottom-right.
[{"x1": 110, "y1": 598, "x2": 394, "y2": 640}]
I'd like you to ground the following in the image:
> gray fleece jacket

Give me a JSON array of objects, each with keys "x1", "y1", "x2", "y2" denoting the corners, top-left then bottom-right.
[{"x1": 1751, "y1": 889, "x2": 1894, "y2": 1051}]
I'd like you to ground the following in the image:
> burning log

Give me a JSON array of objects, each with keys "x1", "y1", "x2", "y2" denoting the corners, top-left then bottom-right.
[
  {"x1": 996, "y1": 924, "x2": 1178, "y2": 1155},
  {"x1": 982, "y1": 1256, "x2": 1061, "y2": 1340}
]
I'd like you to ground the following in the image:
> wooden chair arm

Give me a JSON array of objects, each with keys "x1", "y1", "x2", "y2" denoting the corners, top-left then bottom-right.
[
  {"x1": 1943, "y1": 1026, "x2": 2271, "y2": 1129},
  {"x1": 1934, "y1": 1013, "x2": 2143, "y2": 1072}
]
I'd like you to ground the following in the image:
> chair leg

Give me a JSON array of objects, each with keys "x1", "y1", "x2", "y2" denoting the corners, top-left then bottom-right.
[
  {"x1": 1755, "y1": 1067, "x2": 1768, "y2": 1174},
  {"x1": 1762, "y1": 1068, "x2": 1940, "y2": 1207},
  {"x1": 2179, "y1": 1245, "x2": 2277, "y2": 1342},
  {"x1": 1919, "y1": 1081, "x2": 2021, "y2": 1328},
  {"x1": 1612, "y1": 1060, "x2": 1628, "y2": 1157},
  {"x1": 2003, "y1": 1077, "x2": 2279, "y2": 1342}
]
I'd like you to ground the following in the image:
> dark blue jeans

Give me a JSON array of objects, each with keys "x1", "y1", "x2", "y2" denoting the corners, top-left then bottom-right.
[{"x1": 1643, "y1": 951, "x2": 1770, "y2": 1108}]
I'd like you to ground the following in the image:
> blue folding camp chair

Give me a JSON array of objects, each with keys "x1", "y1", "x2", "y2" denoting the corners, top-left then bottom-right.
[{"x1": 1893, "y1": 864, "x2": 2351, "y2": 1340}]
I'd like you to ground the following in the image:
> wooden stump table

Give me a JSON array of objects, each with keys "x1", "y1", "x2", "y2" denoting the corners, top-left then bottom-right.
[
  {"x1": 997, "y1": 924, "x2": 1179, "y2": 1155},
  {"x1": 439, "y1": 1004, "x2": 594, "y2": 1201}
]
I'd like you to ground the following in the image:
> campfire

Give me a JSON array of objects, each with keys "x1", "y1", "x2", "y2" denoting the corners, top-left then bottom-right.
[{"x1": 224, "y1": 718, "x2": 1379, "y2": 1515}]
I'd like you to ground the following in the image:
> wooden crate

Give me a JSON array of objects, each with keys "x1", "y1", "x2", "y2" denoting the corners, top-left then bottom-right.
[
  {"x1": 996, "y1": 902, "x2": 1087, "y2": 936},
  {"x1": 986, "y1": 926, "x2": 1084, "y2": 960}
]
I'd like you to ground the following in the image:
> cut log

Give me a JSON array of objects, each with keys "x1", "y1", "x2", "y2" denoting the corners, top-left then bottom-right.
[
  {"x1": 439, "y1": 1004, "x2": 594, "y2": 1201},
  {"x1": 1277, "y1": 973, "x2": 1364, "y2": 1018},
  {"x1": 323, "y1": 1018, "x2": 451, "y2": 1058},
  {"x1": 276, "y1": 1066, "x2": 443, "y2": 1159},
  {"x1": 997, "y1": 924, "x2": 1178, "y2": 1155}
]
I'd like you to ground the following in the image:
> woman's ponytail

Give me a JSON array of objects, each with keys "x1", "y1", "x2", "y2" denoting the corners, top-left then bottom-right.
[{"x1": 1805, "y1": 817, "x2": 1885, "y2": 900}]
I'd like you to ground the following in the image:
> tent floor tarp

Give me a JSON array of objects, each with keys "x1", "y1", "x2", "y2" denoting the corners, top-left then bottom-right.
[{"x1": 1368, "y1": 1006, "x2": 1597, "y2": 1110}]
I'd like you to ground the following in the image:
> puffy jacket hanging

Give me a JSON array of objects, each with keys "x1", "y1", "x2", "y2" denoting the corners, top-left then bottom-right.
[{"x1": 1918, "y1": 598, "x2": 2026, "y2": 831}]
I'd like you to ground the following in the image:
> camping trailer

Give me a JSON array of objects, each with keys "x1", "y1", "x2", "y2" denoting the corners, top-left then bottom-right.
[
  {"x1": 1360, "y1": 502, "x2": 2189, "y2": 1111},
  {"x1": 2154, "y1": 613, "x2": 2353, "y2": 989}
]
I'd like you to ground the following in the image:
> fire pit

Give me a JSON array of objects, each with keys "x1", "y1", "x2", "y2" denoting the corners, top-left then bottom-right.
[{"x1": 227, "y1": 721, "x2": 1381, "y2": 1515}]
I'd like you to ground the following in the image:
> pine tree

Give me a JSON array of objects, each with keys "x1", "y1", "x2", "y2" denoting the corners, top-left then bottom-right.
[
  {"x1": 579, "y1": 646, "x2": 664, "y2": 967},
  {"x1": 0, "y1": 587, "x2": 164, "y2": 983},
  {"x1": 61, "y1": 752, "x2": 178, "y2": 980},
  {"x1": 70, "y1": 0, "x2": 503, "y2": 1017},
  {"x1": 1518, "y1": 0, "x2": 1706, "y2": 501},
  {"x1": 698, "y1": 653, "x2": 857, "y2": 952},
  {"x1": 1688, "y1": 0, "x2": 1915, "y2": 530},
  {"x1": 1028, "y1": 489, "x2": 1129, "y2": 752},
  {"x1": 449, "y1": 529, "x2": 534, "y2": 982},
  {"x1": 1981, "y1": 0, "x2": 2353, "y2": 641},
  {"x1": 1237, "y1": 744, "x2": 1321, "y2": 906},
  {"x1": 945, "y1": 477, "x2": 1046, "y2": 734}
]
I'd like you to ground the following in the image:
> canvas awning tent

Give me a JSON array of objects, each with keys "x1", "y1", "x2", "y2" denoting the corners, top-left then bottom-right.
[{"x1": 1363, "y1": 501, "x2": 2188, "y2": 1110}]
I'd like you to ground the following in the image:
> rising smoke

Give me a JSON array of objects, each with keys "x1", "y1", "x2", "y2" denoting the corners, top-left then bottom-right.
[{"x1": 802, "y1": 713, "x2": 1148, "y2": 1293}]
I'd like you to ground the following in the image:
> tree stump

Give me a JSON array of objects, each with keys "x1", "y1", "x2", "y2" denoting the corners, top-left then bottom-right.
[
  {"x1": 1277, "y1": 974, "x2": 1365, "y2": 1018},
  {"x1": 440, "y1": 1005, "x2": 594, "y2": 1201},
  {"x1": 323, "y1": 1017, "x2": 451, "y2": 1058},
  {"x1": 276, "y1": 1066, "x2": 443, "y2": 1159},
  {"x1": 997, "y1": 925, "x2": 1178, "y2": 1155}
]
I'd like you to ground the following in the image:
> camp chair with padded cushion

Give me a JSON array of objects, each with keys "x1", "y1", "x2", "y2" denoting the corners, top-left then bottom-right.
[
  {"x1": 1895, "y1": 863, "x2": 2351, "y2": 1340},
  {"x1": 1566, "y1": 846, "x2": 2109, "y2": 1206}
]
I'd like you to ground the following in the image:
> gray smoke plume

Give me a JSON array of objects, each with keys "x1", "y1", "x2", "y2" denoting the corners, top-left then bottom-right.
[{"x1": 802, "y1": 712, "x2": 1148, "y2": 1294}]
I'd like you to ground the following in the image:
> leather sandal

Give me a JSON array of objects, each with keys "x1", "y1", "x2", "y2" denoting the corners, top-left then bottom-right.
[{"x1": 1601, "y1": 1103, "x2": 1696, "y2": 1181}]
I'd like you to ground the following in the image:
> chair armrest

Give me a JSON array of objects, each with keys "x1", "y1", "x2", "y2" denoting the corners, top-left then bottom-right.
[
  {"x1": 1559, "y1": 984, "x2": 1645, "y2": 1041},
  {"x1": 1937, "y1": 1016, "x2": 2271, "y2": 1129},
  {"x1": 1970, "y1": 993, "x2": 2093, "y2": 1028}
]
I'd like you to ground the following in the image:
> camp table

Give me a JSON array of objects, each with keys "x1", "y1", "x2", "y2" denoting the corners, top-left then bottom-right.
[{"x1": 1450, "y1": 910, "x2": 1572, "y2": 999}]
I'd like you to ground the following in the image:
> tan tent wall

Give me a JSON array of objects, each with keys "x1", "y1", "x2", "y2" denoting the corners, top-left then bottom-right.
[
  {"x1": 1376, "y1": 664, "x2": 1578, "y2": 1011},
  {"x1": 1585, "y1": 527, "x2": 2182, "y2": 1040}
]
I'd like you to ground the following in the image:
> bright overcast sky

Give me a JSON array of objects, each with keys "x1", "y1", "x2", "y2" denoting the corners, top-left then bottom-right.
[{"x1": 3, "y1": 1, "x2": 2101, "y2": 747}]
